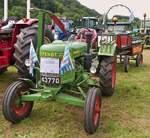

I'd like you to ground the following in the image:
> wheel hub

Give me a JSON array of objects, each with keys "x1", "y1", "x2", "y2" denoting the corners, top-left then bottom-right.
[{"x1": 93, "y1": 96, "x2": 101, "y2": 126}]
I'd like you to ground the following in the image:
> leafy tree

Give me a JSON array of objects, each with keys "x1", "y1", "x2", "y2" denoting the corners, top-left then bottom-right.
[
  {"x1": 0, "y1": 0, "x2": 101, "y2": 21},
  {"x1": 9, "y1": 6, "x2": 26, "y2": 18},
  {"x1": 0, "y1": 0, "x2": 140, "y2": 29}
]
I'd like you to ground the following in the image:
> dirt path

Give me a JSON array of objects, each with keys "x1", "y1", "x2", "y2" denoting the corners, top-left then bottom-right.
[{"x1": 143, "y1": 49, "x2": 150, "y2": 65}]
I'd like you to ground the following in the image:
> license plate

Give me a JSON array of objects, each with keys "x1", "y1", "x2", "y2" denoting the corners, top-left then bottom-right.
[
  {"x1": 40, "y1": 57, "x2": 60, "y2": 74},
  {"x1": 40, "y1": 57, "x2": 60, "y2": 85},
  {"x1": 41, "y1": 75, "x2": 60, "y2": 85}
]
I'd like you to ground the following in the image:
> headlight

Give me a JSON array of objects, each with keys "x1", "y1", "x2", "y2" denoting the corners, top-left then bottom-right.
[
  {"x1": 25, "y1": 59, "x2": 31, "y2": 67},
  {"x1": 90, "y1": 66, "x2": 97, "y2": 74}
]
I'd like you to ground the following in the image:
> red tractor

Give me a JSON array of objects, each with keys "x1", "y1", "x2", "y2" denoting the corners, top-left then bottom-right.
[{"x1": 0, "y1": 18, "x2": 38, "y2": 74}]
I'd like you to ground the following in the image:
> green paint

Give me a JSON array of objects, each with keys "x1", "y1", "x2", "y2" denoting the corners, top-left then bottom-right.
[
  {"x1": 37, "y1": 11, "x2": 45, "y2": 59},
  {"x1": 98, "y1": 42, "x2": 116, "y2": 56},
  {"x1": 21, "y1": 93, "x2": 43, "y2": 101},
  {"x1": 61, "y1": 70, "x2": 75, "y2": 84},
  {"x1": 77, "y1": 86, "x2": 86, "y2": 98},
  {"x1": 21, "y1": 87, "x2": 61, "y2": 101},
  {"x1": 40, "y1": 40, "x2": 87, "y2": 59},
  {"x1": 55, "y1": 93, "x2": 85, "y2": 107},
  {"x1": 21, "y1": 90, "x2": 84, "y2": 107}
]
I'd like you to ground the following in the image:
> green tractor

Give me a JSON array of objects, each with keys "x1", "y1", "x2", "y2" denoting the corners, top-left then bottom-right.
[{"x1": 2, "y1": 9, "x2": 117, "y2": 134}]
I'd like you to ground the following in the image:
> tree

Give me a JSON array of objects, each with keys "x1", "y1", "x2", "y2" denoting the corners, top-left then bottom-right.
[{"x1": 0, "y1": 0, "x2": 101, "y2": 21}]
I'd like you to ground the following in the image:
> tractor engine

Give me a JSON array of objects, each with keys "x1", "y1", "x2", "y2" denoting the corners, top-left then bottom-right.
[{"x1": 40, "y1": 40, "x2": 88, "y2": 85}]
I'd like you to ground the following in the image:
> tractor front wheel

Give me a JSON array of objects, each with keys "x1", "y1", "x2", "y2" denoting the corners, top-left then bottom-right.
[
  {"x1": 99, "y1": 56, "x2": 117, "y2": 96},
  {"x1": 2, "y1": 81, "x2": 33, "y2": 123},
  {"x1": 84, "y1": 87, "x2": 102, "y2": 134},
  {"x1": 136, "y1": 54, "x2": 143, "y2": 67}
]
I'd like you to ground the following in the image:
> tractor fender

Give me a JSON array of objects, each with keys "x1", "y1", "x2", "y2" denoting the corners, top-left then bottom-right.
[
  {"x1": 18, "y1": 78, "x2": 36, "y2": 88},
  {"x1": 16, "y1": 18, "x2": 38, "y2": 26},
  {"x1": 11, "y1": 19, "x2": 38, "y2": 51}
]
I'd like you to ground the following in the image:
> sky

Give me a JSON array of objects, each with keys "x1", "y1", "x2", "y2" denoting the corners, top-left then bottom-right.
[{"x1": 78, "y1": 0, "x2": 150, "y2": 19}]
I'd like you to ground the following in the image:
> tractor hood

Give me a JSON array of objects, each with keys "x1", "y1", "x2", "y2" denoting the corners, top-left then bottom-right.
[{"x1": 40, "y1": 40, "x2": 87, "y2": 59}]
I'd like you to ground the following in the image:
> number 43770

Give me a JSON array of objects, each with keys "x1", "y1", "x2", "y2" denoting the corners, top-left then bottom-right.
[{"x1": 41, "y1": 76, "x2": 60, "y2": 84}]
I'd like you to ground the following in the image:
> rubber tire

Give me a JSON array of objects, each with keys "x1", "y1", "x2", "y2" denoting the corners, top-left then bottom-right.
[
  {"x1": 136, "y1": 54, "x2": 143, "y2": 67},
  {"x1": 2, "y1": 81, "x2": 21, "y2": 121},
  {"x1": 13, "y1": 24, "x2": 38, "y2": 80},
  {"x1": 14, "y1": 24, "x2": 54, "y2": 81},
  {"x1": 99, "y1": 56, "x2": 116, "y2": 97},
  {"x1": 124, "y1": 56, "x2": 130, "y2": 73},
  {"x1": 2, "y1": 81, "x2": 33, "y2": 123},
  {"x1": 84, "y1": 87, "x2": 102, "y2": 134}
]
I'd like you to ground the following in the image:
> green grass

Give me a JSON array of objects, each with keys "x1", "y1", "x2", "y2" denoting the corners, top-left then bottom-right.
[
  {"x1": 0, "y1": 67, "x2": 18, "y2": 93},
  {"x1": 0, "y1": 50, "x2": 150, "y2": 138}
]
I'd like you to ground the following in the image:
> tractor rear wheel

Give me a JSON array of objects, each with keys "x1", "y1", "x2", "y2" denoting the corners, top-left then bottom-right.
[
  {"x1": 14, "y1": 24, "x2": 54, "y2": 80},
  {"x1": 99, "y1": 56, "x2": 116, "y2": 96},
  {"x1": 84, "y1": 87, "x2": 102, "y2": 134},
  {"x1": 2, "y1": 81, "x2": 33, "y2": 123}
]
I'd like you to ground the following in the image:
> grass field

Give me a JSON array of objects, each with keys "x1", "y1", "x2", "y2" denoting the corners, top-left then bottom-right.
[{"x1": 0, "y1": 49, "x2": 150, "y2": 138}]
